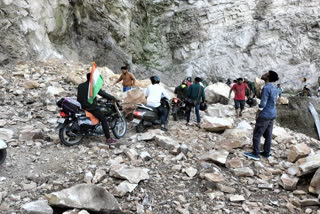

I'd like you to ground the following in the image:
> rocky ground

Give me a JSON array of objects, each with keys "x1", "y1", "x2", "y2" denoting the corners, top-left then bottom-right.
[{"x1": 0, "y1": 61, "x2": 319, "y2": 214}]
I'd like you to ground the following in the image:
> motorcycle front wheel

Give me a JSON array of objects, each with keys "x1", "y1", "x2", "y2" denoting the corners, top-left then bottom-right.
[
  {"x1": 0, "y1": 149, "x2": 7, "y2": 165},
  {"x1": 112, "y1": 116, "x2": 127, "y2": 139},
  {"x1": 59, "y1": 122, "x2": 85, "y2": 146}
]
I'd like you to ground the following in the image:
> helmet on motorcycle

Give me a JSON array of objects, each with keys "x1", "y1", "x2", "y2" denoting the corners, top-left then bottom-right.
[
  {"x1": 186, "y1": 77, "x2": 192, "y2": 82},
  {"x1": 150, "y1": 76, "x2": 160, "y2": 85}
]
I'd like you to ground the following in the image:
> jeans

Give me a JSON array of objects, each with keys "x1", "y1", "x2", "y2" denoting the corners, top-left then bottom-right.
[
  {"x1": 252, "y1": 117, "x2": 274, "y2": 155},
  {"x1": 186, "y1": 104, "x2": 200, "y2": 123},
  {"x1": 89, "y1": 109, "x2": 110, "y2": 139},
  {"x1": 123, "y1": 86, "x2": 132, "y2": 92},
  {"x1": 157, "y1": 105, "x2": 168, "y2": 125}
]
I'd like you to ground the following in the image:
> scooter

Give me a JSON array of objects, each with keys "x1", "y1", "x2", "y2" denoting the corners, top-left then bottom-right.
[
  {"x1": 133, "y1": 98, "x2": 170, "y2": 133},
  {"x1": 0, "y1": 140, "x2": 7, "y2": 165}
]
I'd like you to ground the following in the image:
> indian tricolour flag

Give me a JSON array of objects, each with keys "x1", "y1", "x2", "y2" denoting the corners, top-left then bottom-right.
[{"x1": 88, "y1": 62, "x2": 103, "y2": 104}]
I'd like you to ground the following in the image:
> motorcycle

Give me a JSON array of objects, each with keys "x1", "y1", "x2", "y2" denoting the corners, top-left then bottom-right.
[
  {"x1": 171, "y1": 98, "x2": 188, "y2": 121},
  {"x1": 0, "y1": 140, "x2": 7, "y2": 165},
  {"x1": 56, "y1": 98, "x2": 127, "y2": 146},
  {"x1": 133, "y1": 98, "x2": 170, "y2": 133}
]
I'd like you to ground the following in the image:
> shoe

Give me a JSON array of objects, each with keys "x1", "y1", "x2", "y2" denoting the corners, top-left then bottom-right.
[
  {"x1": 160, "y1": 127, "x2": 168, "y2": 132},
  {"x1": 243, "y1": 152, "x2": 260, "y2": 161},
  {"x1": 196, "y1": 123, "x2": 201, "y2": 128},
  {"x1": 106, "y1": 138, "x2": 117, "y2": 144},
  {"x1": 186, "y1": 122, "x2": 190, "y2": 126},
  {"x1": 259, "y1": 152, "x2": 271, "y2": 158}
]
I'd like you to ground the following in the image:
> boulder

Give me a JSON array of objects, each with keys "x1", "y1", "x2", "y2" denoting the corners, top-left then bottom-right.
[
  {"x1": 226, "y1": 158, "x2": 243, "y2": 168},
  {"x1": 21, "y1": 200, "x2": 53, "y2": 214},
  {"x1": 113, "y1": 181, "x2": 138, "y2": 197},
  {"x1": 0, "y1": 128, "x2": 14, "y2": 141},
  {"x1": 23, "y1": 80, "x2": 39, "y2": 89},
  {"x1": 255, "y1": 77, "x2": 265, "y2": 98},
  {"x1": 137, "y1": 129, "x2": 162, "y2": 141},
  {"x1": 280, "y1": 174, "x2": 299, "y2": 190},
  {"x1": 309, "y1": 168, "x2": 320, "y2": 194},
  {"x1": 203, "y1": 116, "x2": 234, "y2": 132},
  {"x1": 122, "y1": 88, "x2": 146, "y2": 115},
  {"x1": 222, "y1": 129, "x2": 249, "y2": 139},
  {"x1": 272, "y1": 126, "x2": 289, "y2": 139},
  {"x1": 277, "y1": 96, "x2": 289, "y2": 105},
  {"x1": 297, "y1": 152, "x2": 320, "y2": 176},
  {"x1": 46, "y1": 86, "x2": 65, "y2": 97},
  {"x1": 233, "y1": 167, "x2": 254, "y2": 177},
  {"x1": 236, "y1": 121, "x2": 252, "y2": 130},
  {"x1": 229, "y1": 195, "x2": 245, "y2": 202},
  {"x1": 109, "y1": 165, "x2": 149, "y2": 184},
  {"x1": 202, "y1": 173, "x2": 225, "y2": 183},
  {"x1": 206, "y1": 104, "x2": 234, "y2": 118},
  {"x1": 199, "y1": 150, "x2": 229, "y2": 165},
  {"x1": 45, "y1": 184, "x2": 120, "y2": 212},
  {"x1": 288, "y1": 143, "x2": 311, "y2": 163},
  {"x1": 204, "y1": 82, "x2": 232, "y2": 104},
  {"x1": 154, "y1": 135, "x2": 180, "y2": 151}
]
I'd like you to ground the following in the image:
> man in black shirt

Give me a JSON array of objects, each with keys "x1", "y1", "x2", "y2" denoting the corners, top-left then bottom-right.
[{"x1": 77, "y1": 73, "x2": 118, "y2": 144}]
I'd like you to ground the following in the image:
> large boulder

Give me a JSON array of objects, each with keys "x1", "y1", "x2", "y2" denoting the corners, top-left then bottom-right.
[
  {"x1": 206, "y1": 104, "x2": 234, "y2": 118},
  {"x1": 309, "y1": 168, "x2": 320, "y2": 194},
  {"x1": 122, "y1": 88, "x2": 146, "y2": 116},
  {"x1": 203, "y1": 116, "x2": 234, "y2": 132},
  {"x1": 255, "y1": 78, "x2": 265, "y2": 98},
  {"x1": 45, "y1": 184, "x2": 120, "y2": 212},
  {"x1": 288, "y1": 143, "x2": 311, "y2": 163},
  {"x1": 277, "y1": 96, "x2": 289, "y2": 105},
  {"x1": 280, "y1": 174, "x2": 299, "y2": 191},
  {"x1": 297, "y1": 152, "x2": 320, "y2": 176},
  {"x1": 204, "y1": 83, "x2": 232, "y2": 104},
  {"x1": 20, "y1": 200, "x2": 53, "y2": 214}
]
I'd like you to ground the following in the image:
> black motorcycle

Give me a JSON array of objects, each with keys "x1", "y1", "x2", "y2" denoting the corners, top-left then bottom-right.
[
  {"x1": 133, "y1": 98, "x2": 170, "y2": 133},
  {"x1": 56, "y1": 98, "x2": 127, "y2": 146},
  {"x1": 171, "y1": 98, "x2": 188, "y2": 121}
]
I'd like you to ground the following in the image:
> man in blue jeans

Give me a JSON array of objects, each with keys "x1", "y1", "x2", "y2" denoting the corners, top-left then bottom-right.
[
  {"x1": 186, "y1": 77, "x2": 205, "y2": 127},
  {"x1": 244, "y1": 70, "x2": 279, "y2": 161}
]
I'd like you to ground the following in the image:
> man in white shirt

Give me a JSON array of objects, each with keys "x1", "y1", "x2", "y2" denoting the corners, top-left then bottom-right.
[{"x1": 145, "y1": 76, "x2": 171, "y2": 131}]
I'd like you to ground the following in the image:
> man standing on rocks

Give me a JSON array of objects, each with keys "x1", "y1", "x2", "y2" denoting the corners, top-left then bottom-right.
[
  {"x1": 229, "y1": 78, "x2": 249, "y2": 118},
  {"x1": 244, "y1": 70, "x2": 279, "y2": 161},
  {"x1": 186, "y1": 77, "x2": 205, "y2": 127},
  {"x1": 114, "y1": 66, "x2": 136, "y2": 92}
]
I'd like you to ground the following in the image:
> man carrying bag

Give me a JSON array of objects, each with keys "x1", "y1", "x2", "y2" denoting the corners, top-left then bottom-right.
[{"x1": 186, "y1": 77, "x2": 205, "y2": 127}]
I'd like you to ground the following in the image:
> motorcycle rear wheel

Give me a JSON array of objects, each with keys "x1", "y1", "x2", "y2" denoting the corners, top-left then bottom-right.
[
  {"x1": 0, "y1": 149, "x2": 6, "y2": 165},
  {"x1": 112, "y1": 116, "x2": 127, "y2": 139},
  {"x1": 59, "y1": 122, "x2": 85, "y2": 146}
]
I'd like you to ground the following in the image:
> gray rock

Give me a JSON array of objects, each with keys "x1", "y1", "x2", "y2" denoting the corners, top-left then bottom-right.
[
  {"x1": 154, "y1": 135, "x2": 180, "y2": 151},
  {"x1": 233, "y1": 167, "x2": 254, "y2": 177},
  {"x1": 113, "y1": 181, "x2": 138, "y2": 197},
  {"x1": 21, "y1": 200, "x2": 53, "y2": 214},
  {"x1": 200, "y1": 150, "x2": 229, "y2": 165},
  {"x1": 139, "y1": 151, "x2": 151, "y2": 161},
  {"x1": 45, "y1": 184, "x2": 120, "y2": 212},
  {"x1": 109, "y1": 165, "x2": 149, "y2": 184},
  {"x1": 0, "y1": 128, "x2": 14, "y2": 141}
]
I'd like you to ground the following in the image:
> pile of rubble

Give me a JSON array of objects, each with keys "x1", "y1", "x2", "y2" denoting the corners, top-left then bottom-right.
[{"x1": 0, "y1": 61, "x2": 319, "y2": 214}]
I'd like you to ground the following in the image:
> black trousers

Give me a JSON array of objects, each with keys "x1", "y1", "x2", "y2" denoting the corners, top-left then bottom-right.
[{"x1": 89, "y1": 109, "x2": 110, "y2": 139}]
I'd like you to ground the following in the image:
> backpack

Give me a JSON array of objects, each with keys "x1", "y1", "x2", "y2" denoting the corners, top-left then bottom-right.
[{"x1": 56, "y1": 97, "x2": 82, "y2": 115}]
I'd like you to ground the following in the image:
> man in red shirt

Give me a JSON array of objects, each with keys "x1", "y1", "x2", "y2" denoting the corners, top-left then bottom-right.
[{"x1": 229, "y1": 78, "x2": 250, "y2": 118}]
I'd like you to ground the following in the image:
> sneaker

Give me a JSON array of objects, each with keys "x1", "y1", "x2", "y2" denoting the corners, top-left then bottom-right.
[
  {"x1": 160, "y1": 127, "x2": 168, "y2": 132},
  {"x1": 186, "y1": 122, "x2": 190, "y2": 126},
  {"x1": 243, "y1": 152, "x2": 260, "y2": 161},
  {"x1": 106, "y1": 138, "x2": 117, "y2": 144},
  {"x1": 259, "y1": 152, "x2": 271, "y2": 158}
]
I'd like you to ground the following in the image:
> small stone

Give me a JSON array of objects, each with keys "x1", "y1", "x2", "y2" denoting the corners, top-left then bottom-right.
[
  {"x1": 226, "y1": 158, "x2": 243, "y2": 168},
  {"x1": 280, "y1": 174, "x2": 299, "y2": 190},
  {"x1": 113, "y1": 181, "x2": 138, "y2": 197},
  {"x1": 233, "y1": 167, "x2": 254, "y2": 177},
  {"x1": 305, "y1": 208, "x2": 312, "y2": 214},
  {"x1": 203, "y1": 173, "x2": 225, "y2": 183},
  {"x1": 185, "y1": 167, "x2": 197, "y2": 178},
  {"x1": 199, "y1": 150, "x2": 229, "y2": 165},
  {"x1": 216, "y1": 184, "x2": 236, "y2": 193},
  {"x1": 84, "y1": 171, "x2": 93, "y2": 184},
  {"x1": 23, "y1": 80, "x2": 40, "y2": 89},
  {"x1": 92, "y1": 169, "x2": 106, "y2": 184},
  {"x1": 229, "y1": 195, "x2": 245, "y2": 202},
  {"x1": 139, "y1": 151, "x2": 151, "y2": 161}
]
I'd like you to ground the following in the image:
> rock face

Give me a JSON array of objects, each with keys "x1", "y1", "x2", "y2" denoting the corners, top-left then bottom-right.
[
  {"x1": 1, "y1": 0, "x2": 320, "y2": 89},
  {"x1": 45, "y1": 184, "x2": 120, "y2": 212}
]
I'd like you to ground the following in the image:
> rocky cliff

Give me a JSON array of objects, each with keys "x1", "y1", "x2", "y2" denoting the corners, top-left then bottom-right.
[{"x1": 1, "y1": 0, "x2": 320, "y2": 89}]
